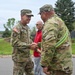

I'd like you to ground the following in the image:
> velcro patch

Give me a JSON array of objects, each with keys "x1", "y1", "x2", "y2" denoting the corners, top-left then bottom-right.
[{"x1": 13, "y1": 27, "x2": 19, "y2": 33}]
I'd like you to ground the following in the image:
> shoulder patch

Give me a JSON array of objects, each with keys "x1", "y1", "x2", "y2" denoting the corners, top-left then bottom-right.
[{"x1": 13, "y1": 27, "x2": 19, "y2": 33}]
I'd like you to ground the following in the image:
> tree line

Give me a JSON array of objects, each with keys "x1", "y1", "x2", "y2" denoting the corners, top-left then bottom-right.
[{"x1": 1, "y1": 0, "x2": 75, "y2": 39}]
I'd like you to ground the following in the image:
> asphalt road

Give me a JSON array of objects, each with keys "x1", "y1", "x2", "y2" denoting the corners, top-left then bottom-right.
[{"x1": 0, "y1": 57, "x2": 75, "y2": 75}]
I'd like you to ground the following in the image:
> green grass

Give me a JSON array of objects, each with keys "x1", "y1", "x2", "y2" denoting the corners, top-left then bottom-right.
[
  {"x1": 0, "y1": 38, "x2": 33, "y2": 55},
  {"x1": 0, "y1": 38, "x2": 12, "y2": 55},
  {"x1": 0, "y1": 38, "x2": 75, "y2": 55},
  {"x1": 72, "y1": 43, "x2": 75, "y2": 54}
]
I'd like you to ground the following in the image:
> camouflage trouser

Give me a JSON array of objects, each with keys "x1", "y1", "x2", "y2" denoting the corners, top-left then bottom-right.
[
  {"x1": 13, "y1": 59, "x2": 34, "y2": 75},
  {"x1": 47, "y1": 70, "x2": 72, "y2": 75}
]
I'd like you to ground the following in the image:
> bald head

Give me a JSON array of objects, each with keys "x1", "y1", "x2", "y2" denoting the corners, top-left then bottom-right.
[
  {"x1": 36, "y1": 20, "x2": 43, "y2": 30},
  {"x1": 36, "y1": 20, "x2": 43, "y2": 25}
]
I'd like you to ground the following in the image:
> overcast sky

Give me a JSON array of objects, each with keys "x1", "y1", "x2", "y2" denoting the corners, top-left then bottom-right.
[{"x1": 0, "y1": 0, "x2": 75, "y2": 31}]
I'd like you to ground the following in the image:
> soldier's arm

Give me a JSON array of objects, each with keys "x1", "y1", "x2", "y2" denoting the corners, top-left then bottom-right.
[
  {"x1": 11, "y1": 28, "x2": 31, "y2": 49},
  {"x1": 41, "y1": 23, "x2": 58, "y2": 67}
]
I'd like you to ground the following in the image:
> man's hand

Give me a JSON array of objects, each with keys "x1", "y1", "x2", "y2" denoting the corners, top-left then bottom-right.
[
  {"x1": 30, "y1": 42, "x2": 38, "y2": 50},
  {"x1": 37, "y1": 49, "x2": 41, "y2": 53}
]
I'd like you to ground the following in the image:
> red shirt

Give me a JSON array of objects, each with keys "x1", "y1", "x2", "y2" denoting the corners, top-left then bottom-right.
[{"x1": 33, "y1": 30, "x2": 42, "y2": 57}]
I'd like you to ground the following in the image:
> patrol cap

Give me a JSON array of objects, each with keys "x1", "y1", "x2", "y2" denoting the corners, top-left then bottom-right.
[
  {"x1": 39, "y1": 4, "x2": 54, "y2": 14},
  {"x1": 21, "y1": 9, "x2": 34, "y2": 16}
]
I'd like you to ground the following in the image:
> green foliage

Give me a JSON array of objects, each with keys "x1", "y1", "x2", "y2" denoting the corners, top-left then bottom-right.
[
  {"x1": 73, "y1": 21, "x2": 75, "y2": 30},
  {"x1": 2, "y1": 18, "x2": 15, "y2": 38},
  {"x1": 31, "y1": 26, "x2": 36, "y2": 41},
  {"x1": 4, "y1": 18, "x2": 15, "y2": 31},
  {"x1": 2, "y1": 28, "x2": 11, "y2": 38},
  {"x1": 55, "y1": 0, "x2": 75, "y2": 32}
]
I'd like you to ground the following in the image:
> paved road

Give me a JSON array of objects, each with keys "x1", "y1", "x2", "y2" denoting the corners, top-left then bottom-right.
[{"x1": 0, "y1": 57, "x2": 75, "y2": 75}]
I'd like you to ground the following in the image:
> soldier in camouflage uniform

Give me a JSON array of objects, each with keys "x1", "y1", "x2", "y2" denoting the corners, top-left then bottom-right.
[
  {"x1": 11, "y1": 9, "x2": 34, "y2": 75},
  {"x1": 38, "y1": 4, "x2": 73, "y2": 75}
]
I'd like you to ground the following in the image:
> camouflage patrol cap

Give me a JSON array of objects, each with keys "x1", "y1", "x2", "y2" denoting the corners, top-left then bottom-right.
[
  {"x1": 39, "y1": 4, "x2": 54, "y2": 14},
  {"x1": 21, "y1": 9, "x2": 34, "y2": 16}
]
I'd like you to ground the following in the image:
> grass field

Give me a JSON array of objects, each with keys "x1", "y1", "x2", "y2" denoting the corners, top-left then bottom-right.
[
  {"x1": 0, "y1": 38, "x2": 12, "y2": 55},
  {"x1": 0, "y1": 38, "x2": 75, "y2": 55},
  {"x1": 72, "y1": 43, "x2": 75, "y2": 54}
]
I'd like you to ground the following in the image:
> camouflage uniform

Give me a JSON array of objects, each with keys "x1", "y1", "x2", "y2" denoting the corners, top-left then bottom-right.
[
  {"x1": 39, "y1": 4, "x2": 73, "y2": 75},
  {"x1": 11, "y1": 9, "x2": 34, "y2": 75}
]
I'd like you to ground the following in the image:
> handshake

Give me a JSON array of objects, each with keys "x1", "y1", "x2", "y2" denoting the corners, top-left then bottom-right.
[
  {"x1": 30, "y1": 42, "x2": 41, "y2": 53},
  {"x1": 30, "y1": 42, "x2": 38, "y2": 50}
]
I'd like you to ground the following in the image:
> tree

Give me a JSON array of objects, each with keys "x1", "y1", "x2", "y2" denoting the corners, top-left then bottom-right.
[
  {"x1": 2, "y1": 28, "x2": 11, "y2": 38},
  {"x1": 73, "y1": 21, "x2": 75, "y2": 30},
  {"x1": 55, "y1": 0, "x2": 75, "y2": 32},
  {"x1": 4, "y1": 18, "x2": 15, "y2": 31},
  {"x1": 3, "y1": 18, "x2": 15, "y2": 38}
]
